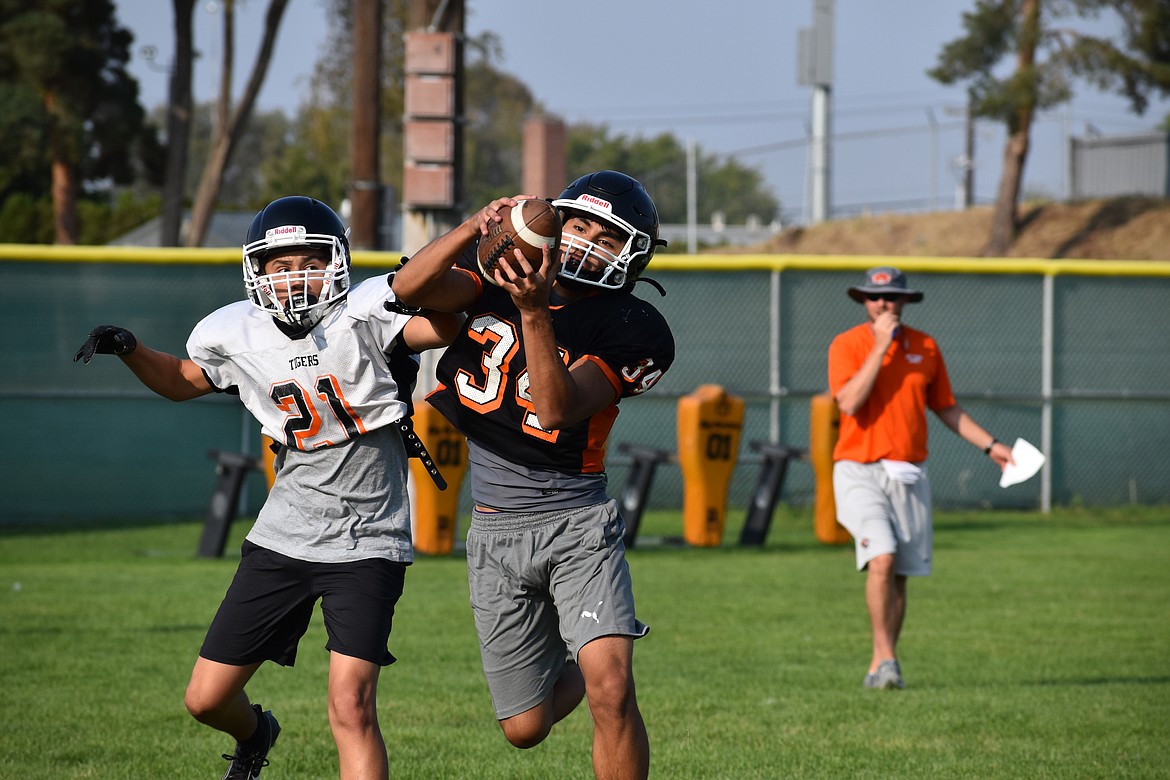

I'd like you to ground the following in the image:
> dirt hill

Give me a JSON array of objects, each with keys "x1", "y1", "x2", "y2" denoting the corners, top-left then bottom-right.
[{"x1": 747, "y1": 197, "x2": 1170, "y2": 260}]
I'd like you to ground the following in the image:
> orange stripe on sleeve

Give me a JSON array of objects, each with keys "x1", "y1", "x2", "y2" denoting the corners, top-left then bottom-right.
[
  {"x1": 580, "y1": 354, "x2": 622, "y2": 397},
  {"x1": 453, "y1": 266, "x2": 484, "y2": 296}
]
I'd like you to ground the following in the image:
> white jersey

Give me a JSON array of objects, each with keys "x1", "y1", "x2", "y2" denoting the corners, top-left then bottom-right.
[
  {"x1": 186, "y1": 274, "x2": 418, "y2": 563},
  {"x1": 187, "y1": 274, "x2": 414, "y2": 449}
]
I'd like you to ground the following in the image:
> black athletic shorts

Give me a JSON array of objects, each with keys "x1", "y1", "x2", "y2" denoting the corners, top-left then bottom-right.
[{"x1": 200, "y1": 540, "x2": 406, "y2": 667}]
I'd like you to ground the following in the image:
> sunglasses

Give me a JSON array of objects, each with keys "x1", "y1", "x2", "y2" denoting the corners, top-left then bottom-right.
[{"x1": 865, "y1": 292, "x2": 905, "y2": 302}]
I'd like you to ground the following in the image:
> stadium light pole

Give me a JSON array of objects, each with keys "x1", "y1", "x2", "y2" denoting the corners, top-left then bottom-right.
[{"x1": 798, "y1": 0, "x2": 834, "y2": 224}]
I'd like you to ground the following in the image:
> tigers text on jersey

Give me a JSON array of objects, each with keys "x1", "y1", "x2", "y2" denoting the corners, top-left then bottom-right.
[
  {"x1": 427, "y1": 274, "x2": 675, "y2": 475},
  {"x1": 187, "y1": 274, "x2": 416, "y2": 450}
]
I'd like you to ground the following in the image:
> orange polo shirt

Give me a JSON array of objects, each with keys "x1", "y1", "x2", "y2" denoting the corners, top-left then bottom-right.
[{"x1": 828, "y1": 322, "x2": 955, "y2": 463}]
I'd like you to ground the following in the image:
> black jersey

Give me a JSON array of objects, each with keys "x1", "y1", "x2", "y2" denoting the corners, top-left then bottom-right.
[{"x1": 427, "y1": 268, "x2": 674, "y2": 475}]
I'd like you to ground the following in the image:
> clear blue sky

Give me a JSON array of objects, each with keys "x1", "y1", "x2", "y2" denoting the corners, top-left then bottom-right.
[{"x1": 116, "y1": 0, "x2": 1169, "y2": 224}]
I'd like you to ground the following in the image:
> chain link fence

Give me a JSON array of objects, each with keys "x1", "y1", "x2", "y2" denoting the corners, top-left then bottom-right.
[{"x1": 3, "y1": 249, "x2": 1168, "y2": 525}]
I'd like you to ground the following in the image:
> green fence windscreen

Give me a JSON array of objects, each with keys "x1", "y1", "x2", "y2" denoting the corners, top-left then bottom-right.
[{"x1": 3, "y1": 253, "x2": 1168, "y2": 523}]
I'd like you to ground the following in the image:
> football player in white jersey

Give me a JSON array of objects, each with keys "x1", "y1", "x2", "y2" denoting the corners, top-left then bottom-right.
[
  {"x1": 391, "y1": 171, "x2": 674, "y2": 780},
  {"x1": 75, "y1": 196, "x2": 461, "y2": 780}
]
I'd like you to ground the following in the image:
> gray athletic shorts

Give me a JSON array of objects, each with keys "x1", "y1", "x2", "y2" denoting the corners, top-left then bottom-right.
[
  {"x1": 466, "y1": 498, "x2": 649, "y2": 720},
  {"x1": 832, "y1": 460, "x2": 933, "y2": 576}
]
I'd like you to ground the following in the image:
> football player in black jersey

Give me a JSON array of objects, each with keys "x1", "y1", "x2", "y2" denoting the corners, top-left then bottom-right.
[{"x1": 394, "y1": 171, "x2": 673, "y2": 779}]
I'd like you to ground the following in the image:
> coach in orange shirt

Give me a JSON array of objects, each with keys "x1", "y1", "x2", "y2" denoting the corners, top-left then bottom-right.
[{"x1": 828, "y1": 267, "x2": 1013, "y2": 690}]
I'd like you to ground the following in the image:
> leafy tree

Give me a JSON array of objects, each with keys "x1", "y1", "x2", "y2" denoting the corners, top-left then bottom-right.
[
  {"x1": 0, "y1": 76, "x2": 50, "y2": 209},
  {"x1": 564, "y1": 125, "x2": 780, "y2": 229},
  {"x1": 307, "y1": 0, "x2": 408, "y2": 208},
  {"x1": 930, "y1": 0, "x2": 1170, "y2": 256},
  {"x1": 149, "y1": 99, "x2": 348, "y2": 215},
  {"x1": 159, "y1": 0, "x2": 195, "y2": 246},
  {"x1": 0, "y1": 0, "x2": 155, "y2": 243},
  {"x1": 308, "y1": 3, "x2": 535, "y2": 212},
  {"x1": 255, "y1": 0, "x2": 777, "y2": 242},
  {"x1": 696, "y1": 158, "x2": 779, "y2": 226},
  {"x1": 184, "y1": 0, "x2": 290, "y2": 247},
  {"x1": 256, "y1": 103, "x2": 352, "y2": 206},
  {"x1": 77, "y1": 190, "x2": 162, "y2": 245},
  {"x1": 463, "y1": 35, "x2": 538, "y2": 207},
  {"x1": 182, "y1": 103, "x2": 295, "y2": 209},
  {"x1": 0, "y1": 193, "x2": 53, "y2": 243}
]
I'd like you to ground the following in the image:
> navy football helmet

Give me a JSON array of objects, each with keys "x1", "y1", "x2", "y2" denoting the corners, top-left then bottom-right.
[
  {"x1": 552, "y1": 171, "x2": 662, "y2": 290},
  {"x1": 242, "y1": 196, "x2": 351, "y2": 332}
]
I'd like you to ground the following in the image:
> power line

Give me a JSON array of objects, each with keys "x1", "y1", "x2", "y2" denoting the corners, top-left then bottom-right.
[{"x1": 553, "y1": 85, "x2": 1165, "y2": 136}]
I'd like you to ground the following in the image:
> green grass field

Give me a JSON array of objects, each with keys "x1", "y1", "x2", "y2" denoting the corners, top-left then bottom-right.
[{"x1": 2, "y1": 506, "x2": 1167, "y2": 779}]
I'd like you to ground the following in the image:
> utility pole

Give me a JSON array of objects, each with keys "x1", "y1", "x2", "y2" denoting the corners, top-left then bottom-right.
[
  {"x1": 964, "y1": 91, "x2": 975, "y2": 208},
  {"x1": 945, "y1": 96, "x2": 976, "y2": 210},
  {"x1": 402, "y1": 0, "x2": 465, "y2": 254},
  {"x1": 349, "y1": 0, "x2": 382, "y2": 250},
  {"x1": 798, "y1": 0, "x2": 834, "y2": 224},
  {"x1": 156, "y1": 0, "x2": 195, "y2": 247}
]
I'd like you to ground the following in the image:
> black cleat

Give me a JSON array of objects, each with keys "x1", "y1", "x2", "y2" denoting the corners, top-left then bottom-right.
[{"x1": 221, "y1": 704, "x2": 281, "y2": 780}]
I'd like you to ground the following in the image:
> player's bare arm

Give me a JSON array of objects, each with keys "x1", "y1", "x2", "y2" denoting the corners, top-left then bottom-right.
[
  {"x1": 503, "y1": 244, "x2": 617, "y2": 430},
  {"x1": 400, "y1": 311, "x2": 465, "y2": 352},
  {"x1": 834, "y1": 340, "x2": 889, "y2": 416},
  {"x1": 835, "y1": 307, "x2": 899, "y2": 415},
  {"x1": 392, "y1": 195, "x2": 534, "y2": 311},
  {"x1": 935, "y1": 405, "x2": 1014, "y2": 468},
  {"x1": 74, "y1": 325, "x2": 212, "y2": 401},
  {"x1": 123, "y1": 346, "x2": 214, "y2": 401}
]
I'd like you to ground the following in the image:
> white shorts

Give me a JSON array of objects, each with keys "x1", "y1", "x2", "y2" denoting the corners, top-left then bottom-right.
[{"x1": 832, "y1": 460, "x2": 933, "y2": 576}]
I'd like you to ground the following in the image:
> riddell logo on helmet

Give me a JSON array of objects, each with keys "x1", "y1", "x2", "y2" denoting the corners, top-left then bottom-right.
[
  {"x1": 579, "y1": 194, "x2": 613, "y2": 212},
  {"x1": 870, "y1": 271, "x2": 893, "y2": 285},
  {"x1": 267, "y1": 225, "x2": 306, "y2": 241}
]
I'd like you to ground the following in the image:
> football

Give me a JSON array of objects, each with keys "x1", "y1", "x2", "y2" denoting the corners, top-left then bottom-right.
[{"x1": 476, "y1": 199, "x2": 562, "y2": 284}]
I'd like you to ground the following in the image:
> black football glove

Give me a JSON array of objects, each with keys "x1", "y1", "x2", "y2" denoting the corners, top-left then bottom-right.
[{"x1": 74, "y1": 325, "x2": 138, "y2": 364}]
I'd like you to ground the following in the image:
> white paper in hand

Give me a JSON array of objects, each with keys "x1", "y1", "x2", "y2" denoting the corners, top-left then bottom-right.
[{"x1": 999, "y1": 437, "x2": 1046, "y2": 488}]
